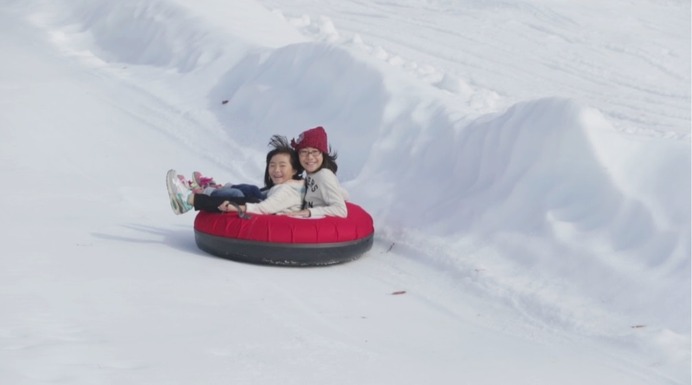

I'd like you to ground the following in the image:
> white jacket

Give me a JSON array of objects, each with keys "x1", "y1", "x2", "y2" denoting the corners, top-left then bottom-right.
[
  {"x1": 245, "y1": 180, "x2": 305, "y2": 214},
  {"x1": 304, "y1": 168, "x2": 348, "y2": 218}
]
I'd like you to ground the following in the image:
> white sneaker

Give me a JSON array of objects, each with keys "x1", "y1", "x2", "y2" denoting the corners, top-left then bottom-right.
[{"x1": 166, "y1": 169, "x2": 193, "y2": 215}]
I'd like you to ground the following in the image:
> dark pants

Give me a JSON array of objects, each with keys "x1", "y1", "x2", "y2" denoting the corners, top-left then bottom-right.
[{"x1": 193, "y1": 194, "x2": 262, "y2": 213}]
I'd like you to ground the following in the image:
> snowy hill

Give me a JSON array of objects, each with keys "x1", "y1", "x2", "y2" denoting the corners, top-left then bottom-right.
[{"x1": 1, "y1": 0, "x2": 689, "y2": 384}]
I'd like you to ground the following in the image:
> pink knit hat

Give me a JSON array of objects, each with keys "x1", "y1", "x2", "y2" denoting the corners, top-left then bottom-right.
[{"x1": 291, "y1": 126, "x2": 328, "y2": 153}]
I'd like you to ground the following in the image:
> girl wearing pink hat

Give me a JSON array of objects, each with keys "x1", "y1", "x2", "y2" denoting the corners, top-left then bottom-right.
[{"x1": 286, "y1": 126, "x2": 348, "y2": 218}]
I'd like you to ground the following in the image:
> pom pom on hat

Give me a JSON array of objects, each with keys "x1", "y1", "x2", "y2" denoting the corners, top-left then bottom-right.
[{"x1": 291, "y1": 126, "x2": 328, "y2": 153}]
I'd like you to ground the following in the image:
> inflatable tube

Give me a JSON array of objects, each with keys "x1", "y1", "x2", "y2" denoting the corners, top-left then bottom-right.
[{"x1": 194, "y1": 202, "x2": 374, "y2": 266}]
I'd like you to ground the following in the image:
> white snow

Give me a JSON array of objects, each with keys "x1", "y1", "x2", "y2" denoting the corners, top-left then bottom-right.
[{"x1": 1, "y1": 0, "x2": 689, "y2": 384}]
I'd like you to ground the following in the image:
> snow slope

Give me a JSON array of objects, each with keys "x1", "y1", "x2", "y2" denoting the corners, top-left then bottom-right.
[{"x1": 1, "y1": 0, "x2": 689, "y2": 384}]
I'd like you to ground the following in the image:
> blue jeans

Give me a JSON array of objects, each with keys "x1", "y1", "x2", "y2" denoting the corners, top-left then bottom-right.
[
  {"x1": 232, "y1": 184, "x2": 265, "y2": 200},
  {"x1": 209, "y1": 185, "x2": 244, "y2": 199},
  {"x1": 209, "y1": 184, "x2": 264, "y2": 200}
]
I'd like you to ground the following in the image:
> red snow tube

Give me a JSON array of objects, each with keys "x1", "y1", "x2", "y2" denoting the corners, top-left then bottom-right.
[{"x1": 193, "y1": 202, "x2": 374, "y2": 266}]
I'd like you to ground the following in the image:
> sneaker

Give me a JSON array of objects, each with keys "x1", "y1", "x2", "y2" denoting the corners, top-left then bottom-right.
[
  {"x1": 192, "y1": 171, "x2": 219, "y2": 189},
  {"x1": 178, "y1": 174, "x2": 202, "y2": 192},
  {"x1": 177, "y1": 174, "x2": 192, "y2": 189},
  {"x1": 166, "y1": 169, "x2": 194, "y2": 215}
]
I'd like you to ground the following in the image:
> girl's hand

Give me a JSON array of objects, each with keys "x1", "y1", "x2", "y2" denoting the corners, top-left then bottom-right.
[
  {"x1": 219, "y1": 201, "x2": 251, "y2": 219},
  {"x1": 218, "y1": 201, "x2": 238, "y2": 212},
  {"x1": 282, "y1": 209, "x2": 311, "y2": 218}
]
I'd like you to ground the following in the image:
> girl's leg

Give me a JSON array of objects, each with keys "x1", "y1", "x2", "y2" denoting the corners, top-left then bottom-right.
[
  {"x1": 232, "y1": 184, "x2": 265, "y2": 200},
  {"x1": 210, "y1": 185, "x2": 245, "y2": 199},
  {"x1": 192, "y1": 194, "x2": 228, "y2": 213},
  {"x1": 192, "y1": 194, "x2": 252, "y2": 213}
]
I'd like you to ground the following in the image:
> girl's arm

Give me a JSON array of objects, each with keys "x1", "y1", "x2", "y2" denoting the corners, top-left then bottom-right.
[
  {"x1": 244, "y1": 183, "x2": 302, "y2": 214},
  {"x1": 307, "y1": 170, "x2": 348, "y2": 218}
]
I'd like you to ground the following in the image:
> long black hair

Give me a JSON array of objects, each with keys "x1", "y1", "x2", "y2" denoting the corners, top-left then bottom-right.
[
  {"x1": 317, "y1": 147, "x2": 338, "y2": 174},
  {"x1": 263, "y1": 135, "x2": 304, "y2": 188}
]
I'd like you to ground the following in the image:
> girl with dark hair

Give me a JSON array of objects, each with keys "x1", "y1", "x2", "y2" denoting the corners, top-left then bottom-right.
[
  {"x1": 285, "y1": 126, "x2": 348, "y2": 218},
  {"x1": 166, "y1": 135, "x2": 305, "y2": 216}
]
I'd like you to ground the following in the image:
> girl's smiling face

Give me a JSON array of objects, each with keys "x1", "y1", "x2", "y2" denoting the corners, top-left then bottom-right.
[
  {"x1": 298, "y1": 147, "x2": 323, "y2": 173},
  {"x1": 268, "y1": 153, "x2": 297, "y2": 185}
]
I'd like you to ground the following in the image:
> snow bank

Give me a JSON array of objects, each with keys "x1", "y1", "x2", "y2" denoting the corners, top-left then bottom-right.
[{"x1": 30, "y1": 0, "x2": 689, "y2": 332}]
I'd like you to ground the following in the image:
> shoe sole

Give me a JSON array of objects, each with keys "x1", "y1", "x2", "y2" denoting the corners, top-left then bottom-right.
[{"x1": 166, "y1": 169, "x2": 185, "y2": 215}]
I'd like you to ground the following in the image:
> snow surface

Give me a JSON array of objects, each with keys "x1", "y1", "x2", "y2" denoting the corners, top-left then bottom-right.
[{"x1": 1, "y1": 0, "x2": 690, "y2": 384}]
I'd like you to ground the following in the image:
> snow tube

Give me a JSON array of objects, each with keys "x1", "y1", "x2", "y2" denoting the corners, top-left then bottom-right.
[{"x1": 193, "y1": 202, "x2": 374, "y2": 266}]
